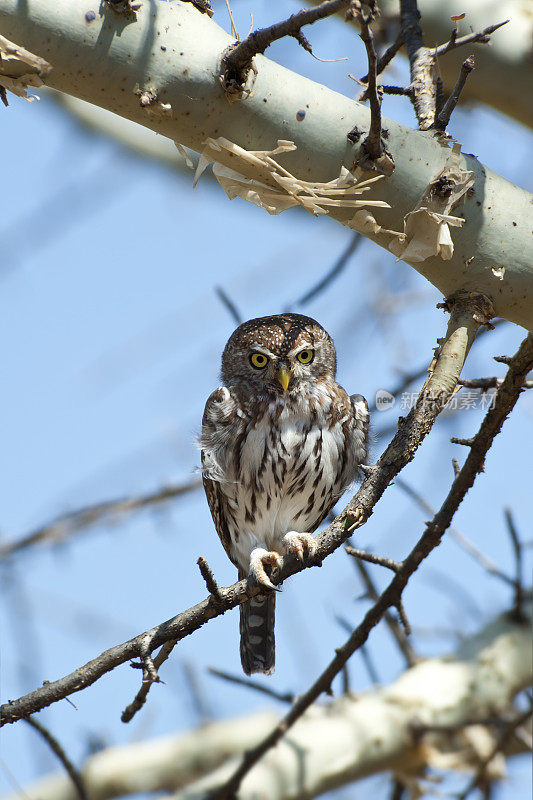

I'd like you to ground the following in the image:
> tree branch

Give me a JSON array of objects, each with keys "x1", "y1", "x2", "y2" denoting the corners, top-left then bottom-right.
[
  {"x1": 434, "y1": 55, "x2": 475, "y2": 131},
  {"x1": 434, "y1": 20, "x2": 509, "y2": 57},
  {"x1": 0, "y1": 478, "x2": 202, "y2": 562},
  {"x1": 0, "y1": 293, "x2": 495, "y2": 726},
  {"x1": 220, "y1": 0, "x2": 350, "y2": 96},
  {"x1": 1, "y1": 0, "x2": 531, "y2": 328},
  {"x1": 23, "y1": 717, "x2": 89, "y2": 800},
  {"x1": 399, "y1": 0, "x2": 435, "y2": 129}
]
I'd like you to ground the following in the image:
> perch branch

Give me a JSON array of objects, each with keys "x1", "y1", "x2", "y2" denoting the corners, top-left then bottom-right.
[
  {"x1": 206, "y1": 331, "x2": 533, "y2": 800},
  {"x1": 0, "y1": 295, "x2": 500, "y2": 726}
]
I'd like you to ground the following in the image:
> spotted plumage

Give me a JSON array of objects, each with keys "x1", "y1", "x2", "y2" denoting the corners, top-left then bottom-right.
[{"x1": 200, "y1": 313, "x2": 369, "y2": 675}]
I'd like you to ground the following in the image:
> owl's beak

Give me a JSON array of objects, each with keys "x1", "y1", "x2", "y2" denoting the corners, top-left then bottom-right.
[{"x1": 277, "y1": 364, "x2": 291, "y2": 391}]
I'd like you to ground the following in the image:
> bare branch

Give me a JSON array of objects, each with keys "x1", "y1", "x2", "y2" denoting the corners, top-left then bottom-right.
[
  {"x1": 221, "y1": 0, "x2": 351, "y2": 95},
  {"x1": 0, "y1": 478, "x2": 202, "y2": 562},
  {"x1": 435, "y1": 55, "x2": 475, "y2": 131},
  {"x1": 207, "y1": 668, "x2": 294, "y2": 704},
  {"x1": 458, "y1": 708, "x2": 533, "y2": 800},
  {"x1": 360, "y1": 29, "x2": 404, "y2": 83},
  {"x1": 350, "y1": 552, "x2": 417, "y2": 667},
  {"x1": 345, "y1": 545, "x2": 402, "y2": 573},
  {"x1": 294, "y1": 232, "x2": 362, "y2": 307},
  {"x1": 399, "y1": 0, "x2": 436, "y2": 129},
  {"x1": 0, "y1": 295, "x2": 499, "y2": 725},
  {"x1": 215, "y1": 285, "x2": 243, "y2": 326},
  {"x1": 197, "y1": 556, "x2": 223, "y2": 602},
  {"x1": 504, "y1": 508, "x2": 525, "y2": 621},
  {"x1": 351, "y1": 3, "x2": 394, "y2": 174},
  {"x1": 24, "y1": 717, "x2": 89, "y2": 800},
  {"x1": 434, "y1": 20, "x2": 509, "y2": 57},
  {"x1": 121, "y1": 637, "x2": 178, "y2": 723}
]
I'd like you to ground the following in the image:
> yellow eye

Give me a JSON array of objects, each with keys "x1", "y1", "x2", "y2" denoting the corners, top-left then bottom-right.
[
  {"x1": 297, "y1": 349, "x2": 314, "y2": 365},
  {"x1": 250, "y1": 352, "x2": 269, "y2": 369}
]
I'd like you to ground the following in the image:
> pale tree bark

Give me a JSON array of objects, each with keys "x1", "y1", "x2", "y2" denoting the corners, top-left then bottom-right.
[
  {"x1": 5, "y1": 600, "x2": 531, "y2": 800},
  {"x1": 0, "y1": 0, "x2": 532, "y2": 329}
]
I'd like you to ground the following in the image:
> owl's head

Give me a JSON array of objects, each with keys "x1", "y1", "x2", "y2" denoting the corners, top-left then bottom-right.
[{"x1": 221, "y1": 313, "x2": 337, "y2": 394}]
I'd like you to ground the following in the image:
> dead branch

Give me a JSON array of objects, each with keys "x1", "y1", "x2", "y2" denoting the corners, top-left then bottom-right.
[
  {"x1": 23, "y1": 717, "x2": 89, "y2": 800},
  {"x1": 435, "y1": 55, "x2": 475, "y2": 131},
  {"x1": 360, "y1": 28, "x2": 404, "y2": 82},
  {"x1": 434, "y1": 20, "x2": 509, "y2": 57},
  {"x1": 221, "y1": 0, "x2": 351, "y2": 95}
]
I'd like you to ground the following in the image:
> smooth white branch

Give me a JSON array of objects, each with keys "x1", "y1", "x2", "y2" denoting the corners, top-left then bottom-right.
[
  {"x1": 0, "y1": 0, "x2": 531, "y2": 329},
  {"x1": 7, "y1": 599, "x2": 531, "y2": 800}
]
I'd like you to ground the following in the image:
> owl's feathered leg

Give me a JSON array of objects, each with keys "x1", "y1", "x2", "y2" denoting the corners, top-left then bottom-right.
[
  {"x1": 283, "y1": 531, "x2": 317, "y2": 562},
  {"x1": 239, "y1": 568, "x2": 276, "y2": 675},
  {"x1": 248, "y1": 547, "x2": 282, "y2": 592}
]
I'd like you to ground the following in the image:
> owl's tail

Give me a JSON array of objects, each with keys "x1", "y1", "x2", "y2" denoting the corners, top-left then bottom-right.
[{"x1": 239, "y1": 592, "x2": 276, "y2": 675}]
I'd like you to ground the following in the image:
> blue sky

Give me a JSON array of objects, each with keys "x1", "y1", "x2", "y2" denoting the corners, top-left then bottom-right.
[{"x1": 1, "y1": 2, "x2": 532, "y2": 798}]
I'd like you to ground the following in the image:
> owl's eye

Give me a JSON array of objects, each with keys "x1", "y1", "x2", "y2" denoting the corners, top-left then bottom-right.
[
  {"x1": 250, "y1": 352, "x2": 269, "y2": 369},
  {"x1": 297, "y1": 349, "x2": 315, "y2": 365}
]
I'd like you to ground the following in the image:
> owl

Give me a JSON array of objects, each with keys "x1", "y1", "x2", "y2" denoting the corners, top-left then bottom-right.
[{"x1": 200, "y1": 313, "x2": 369, "y2": 675}]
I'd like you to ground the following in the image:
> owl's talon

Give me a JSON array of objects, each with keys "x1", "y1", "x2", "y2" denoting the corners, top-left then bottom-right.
[
  {"x1": 283, "y1": 532, "x2": 317, "y2": 563},
  {"x1": 249, "y1": 548, "x2": 282, "y2": 593}
]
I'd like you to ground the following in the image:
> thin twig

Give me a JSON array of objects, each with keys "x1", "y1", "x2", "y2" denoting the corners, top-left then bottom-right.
[
  {"x1": 207, "y1": 667, "x2": 294, "y2": 704},
  {"x1": 360, "y1": 29, "x2": 404, "y2": 82},
  {"x1": 121, "y1": 638, "x2": 177, "y2": 723},
  {"x1": 355, "y1": 5, "x2": 385, "y2": 164},
  {"x1": 24, "y1": 717, "x2": 89, "y2": 800},
  {"x1": 0, "y1": 478, "x2": 202, "y2": 562},
  {"x1": 504, "y1": 508, "x2": 525, "y2": 620},
  {"x1": 458, "y1": 708, "x2": 533, "y2": 800},
  {"x1": 345, "y1": 545, "x2": 402, "y2": 572},
  {"x1": 294, "y1": 232, "x2": 362, "y2": 306},
  {"x1": 380, "y1": 84, "x2": 413, "y2": 96},
  {"x1": 434, "y1": 20, "x2": 509, "y2": 57},
  {"x1": 351, "y1": 554, "x2": 417, "y2": 667},
  {"x1": 197, "y1": 556, "x2": 223, "y2": 601},
  {"x1": 434, "y1": 55, "x2": 475, "y2": 131},
  {"x1": 215, "y1": 286, "x2": 243, "y2": 326},
  {"x1": 221, "y1": 0, "x2": 351, "y2": 92},
  {"x1": 394, "y1": 477, "x2": 514, "y2": 587}
]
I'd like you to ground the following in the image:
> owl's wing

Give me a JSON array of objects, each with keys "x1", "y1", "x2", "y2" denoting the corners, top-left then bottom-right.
[
  {"x1": 350, "y1": 393, "x2": 370, "y2": 467},
  {"x1": 201, "y1": 387, "x2": 240, "y2": 569}
]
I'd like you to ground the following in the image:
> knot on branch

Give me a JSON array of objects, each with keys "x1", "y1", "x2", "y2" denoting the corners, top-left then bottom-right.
[
  {"x1": 220, "y1": 44, "x2": 257, "y2": 102},
  {"x1": 439, "y1": 291, "x2": 495, "y2": 328}
]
